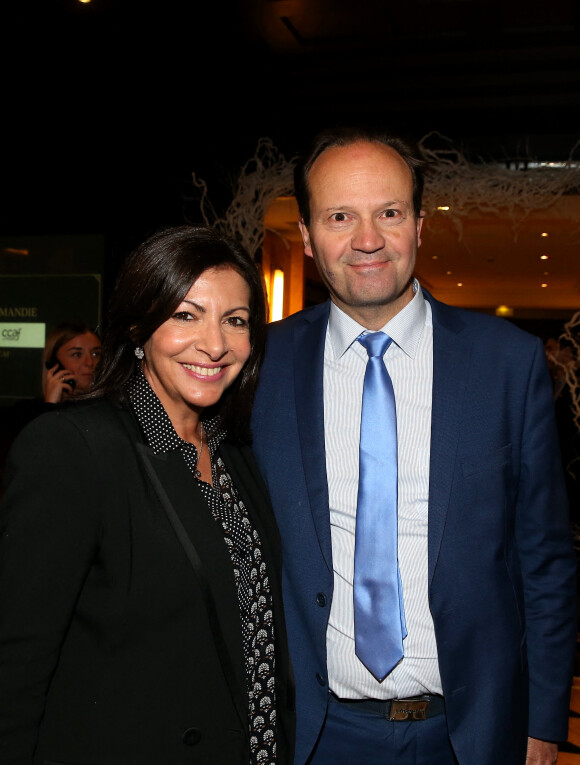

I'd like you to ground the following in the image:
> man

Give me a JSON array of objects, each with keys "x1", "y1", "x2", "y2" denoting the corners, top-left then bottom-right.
[{"x1": 251, "y1": 126, "x2": 577, "y2": 765}]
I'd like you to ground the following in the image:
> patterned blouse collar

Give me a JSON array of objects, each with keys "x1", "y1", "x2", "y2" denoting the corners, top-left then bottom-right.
[{"x1": 125, "y1": 368, "x2": 226, "y2": 456}]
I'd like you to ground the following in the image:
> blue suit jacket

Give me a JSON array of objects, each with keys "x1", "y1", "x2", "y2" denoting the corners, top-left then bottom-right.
[{"x1": 251, "y1": 289, "x2": 577, "y2": 765}]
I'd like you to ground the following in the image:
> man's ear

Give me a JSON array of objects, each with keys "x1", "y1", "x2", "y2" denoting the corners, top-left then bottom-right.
[
  {"x1": 416, "y1": 211, "x2": 425, "y2": 248},
  {"x1": 298, "y1": 219, "x2": 314, "y2": 259}
]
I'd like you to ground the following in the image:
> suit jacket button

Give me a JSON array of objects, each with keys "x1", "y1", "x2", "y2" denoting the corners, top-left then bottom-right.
[
  {"x1": 182, "y1": 727, "x2": 202, "y2": 746},
  {"x1": 316, "y1": 672, "x2": 327, "y2": 686},
  {"x1": 316, "y1": 592, "x2": 327, "y2": 607}
]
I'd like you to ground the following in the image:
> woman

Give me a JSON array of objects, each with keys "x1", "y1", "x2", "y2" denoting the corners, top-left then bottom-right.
[
  {"x1": 1, "y1": 321, "x2": 101, "y2": 476},
  {"x1": 42, "y1": 319, "x2": 102, "y2": 403},
  {"x1": 0, "y1": 225, "x2": 295, "y2": 765}
]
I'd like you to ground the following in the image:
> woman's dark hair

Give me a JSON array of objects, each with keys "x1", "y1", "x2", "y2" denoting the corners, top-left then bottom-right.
[
  {"x1": 294, "y1": 125, "x2": 427, "y2": 226},
  {"x1": 90, "y1": 225, "x2": 267, "y2": 444}
]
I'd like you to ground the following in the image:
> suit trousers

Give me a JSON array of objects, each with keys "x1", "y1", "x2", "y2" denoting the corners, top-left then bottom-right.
[{"x1": 307, "y1": 692, "x2": 459, "y2": 765}]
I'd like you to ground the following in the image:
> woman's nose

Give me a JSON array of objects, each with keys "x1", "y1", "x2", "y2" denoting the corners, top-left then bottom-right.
[
  {"x1": 195, "y1": 323, "x2": 227, "y2": 360},
  {"x1": 81, "y1": 353, "x2": 95, "y2": 369}
]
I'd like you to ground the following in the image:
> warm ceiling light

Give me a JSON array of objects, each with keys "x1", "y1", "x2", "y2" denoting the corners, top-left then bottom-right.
[
  {"x1": 446, "y1": 270, "x2": 452, "y2": 275},
  {"x1": 541, "y1": 232, "x2": 549, "y2": 237},
  {"x1": 496, "y1": 305, "x2": 514, "y2": 317},
  {"x1": 78, "y1": 0, "x2": 91, "y2": 4},
  {"x1": 437, "y1": 205, "x2": 450, "y2": 211},
  {"x1": 457, "y1": 282, "x2": 463, "y2": 287},
  {"x1": 541, "y1": 283, "x2": 548, "y2": 288},
  {"x1": 431, "y1": 255, "x2": 438, "y2": 260},
  {"x1": 540, "y1": 254, "x2": 549, "y2": 260}
]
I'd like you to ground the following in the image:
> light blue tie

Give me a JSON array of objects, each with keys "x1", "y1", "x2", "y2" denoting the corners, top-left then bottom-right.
[{"x1": 354, "y1": 331, "x2": 407, "y2": 681}]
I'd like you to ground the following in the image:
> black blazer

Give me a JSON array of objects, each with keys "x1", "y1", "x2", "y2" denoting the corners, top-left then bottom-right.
[{"x1": 0, "y1": 397, "x2": 295, "y2": 765}]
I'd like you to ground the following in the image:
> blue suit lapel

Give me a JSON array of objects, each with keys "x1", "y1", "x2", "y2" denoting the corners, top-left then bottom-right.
[
  {"x1": 293, "y1": 301, "x2": 333, "y2": 572},
  {"x1": 425, "y1": 290, "x2": 471, "y2": 584}
]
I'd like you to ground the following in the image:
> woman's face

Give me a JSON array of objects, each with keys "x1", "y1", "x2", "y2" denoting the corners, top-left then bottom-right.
[
  {"x1": 56, "y1": 332, "x2": 102, "y2": 392},
  {"x1": 142, "y1": 266, "x2": 252, "y2": 423}
]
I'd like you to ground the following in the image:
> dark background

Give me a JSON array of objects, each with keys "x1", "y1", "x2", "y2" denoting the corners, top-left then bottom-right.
[{"x1": 1, "y1": 0, "x2": 579, "y2": 285}]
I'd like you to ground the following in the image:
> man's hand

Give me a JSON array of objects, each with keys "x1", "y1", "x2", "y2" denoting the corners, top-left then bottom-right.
[{"x1": 526, "y1": 737, "x2": 558, "y2": 764}]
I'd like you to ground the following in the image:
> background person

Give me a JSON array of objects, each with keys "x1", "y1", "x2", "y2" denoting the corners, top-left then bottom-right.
[
  {"x1": 0, "y1": 225, "x2": 295, "y2": 765},
  {"x1": 251, "y1": 126, "x2": 577, "y2": 765},
  {"x1": 0, "y1": 320, "x2": 101, "y2": 495},
  {"x1": 42, "y1": 319, "x2": 102, "y2": 403}
]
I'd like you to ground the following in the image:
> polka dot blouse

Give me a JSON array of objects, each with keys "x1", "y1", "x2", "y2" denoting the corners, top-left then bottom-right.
[{"x1": 126, "y1": 370, "x2": 277, "y2": 764}]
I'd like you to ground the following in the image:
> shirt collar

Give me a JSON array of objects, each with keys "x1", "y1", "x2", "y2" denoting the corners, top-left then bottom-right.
[
  {"x1": 328, "y1": 278, "x2": 428, "y2": 360},
  {"x1": 125, "y1": 368, "x2": 226, "y2": 455}
]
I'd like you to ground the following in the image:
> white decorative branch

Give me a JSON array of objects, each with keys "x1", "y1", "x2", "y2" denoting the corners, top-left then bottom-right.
[
  {"x1": 419, "y1": 132, "x2": 580, "y2": 240},
  {"x1": 192, "y1": 133, "x2": 580, "y2": 258},
  {"x1": 191, "y1": 137, "x2": 296, "y2": 260},
  {"x1": 559, "y1": 311, "x2": 580, "y2": 434}
]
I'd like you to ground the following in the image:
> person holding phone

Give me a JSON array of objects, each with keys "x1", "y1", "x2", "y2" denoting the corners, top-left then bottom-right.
[
  {"x1": 0, "y1": 321, "x2": 102, "y2": 491},
  {"x1": 42, "y1": 319, "x2": 102, "y2": 402}
]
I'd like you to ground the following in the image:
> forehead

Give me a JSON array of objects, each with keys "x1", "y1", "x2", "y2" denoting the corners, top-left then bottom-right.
[
  {"x1": 308, "y1": 141, "x2": 413, "y2": 204},
  {"x1": 184, "y1": 266, "x2": 251, "y2": 300},
  {"x1": 60, "y1": 332, "x2": 100, "y2": 351}
]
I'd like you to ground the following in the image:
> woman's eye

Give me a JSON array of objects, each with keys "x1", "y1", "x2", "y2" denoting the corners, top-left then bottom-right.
[
  {"x1": 226, "y1": 316, "x2": 249, "y2": 328},
  {"x1": 172, "y1": 311, "x2": 194, "y2": 321}
]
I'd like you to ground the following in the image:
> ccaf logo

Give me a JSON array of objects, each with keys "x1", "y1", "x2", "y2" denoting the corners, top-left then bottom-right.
[{"x1": 1, "y1": 328, "x2": 22, "y2": 341}]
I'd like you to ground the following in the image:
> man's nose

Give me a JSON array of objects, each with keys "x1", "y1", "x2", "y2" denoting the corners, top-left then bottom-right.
[{"x1": 351, "y1": 219, "x2": 385, "y2": 252}]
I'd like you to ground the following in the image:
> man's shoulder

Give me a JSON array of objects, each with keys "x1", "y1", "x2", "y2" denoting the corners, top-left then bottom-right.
[
  {"x1": 267, "y1": 301, "x2": 330, "y2": 337},
  {"x1": 263, "y1": 301, "x2": 330, "y2": 358},
  {"x1": 257, "y1": 303, "x2": 329, "y2": 400},
  {"x1": 426, "y1": 290, "x2": 541, "y2": 348}
]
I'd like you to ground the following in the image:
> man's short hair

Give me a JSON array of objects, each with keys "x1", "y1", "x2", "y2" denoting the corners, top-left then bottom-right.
[{"x1": 294, "y1": 125, "x2": 427, "y2": 227}]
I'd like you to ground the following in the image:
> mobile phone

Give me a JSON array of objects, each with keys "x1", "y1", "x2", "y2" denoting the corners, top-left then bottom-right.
[{"x1": 45, "y1": 356, "x2": 76, "y2": 390}]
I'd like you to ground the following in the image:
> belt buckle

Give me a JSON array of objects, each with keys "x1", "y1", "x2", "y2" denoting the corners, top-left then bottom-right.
[{"x1": 387, "y1": 698, "x2": 429, "y2": 721}]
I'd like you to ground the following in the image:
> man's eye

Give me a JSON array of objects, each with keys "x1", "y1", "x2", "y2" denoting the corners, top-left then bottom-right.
[
  {"x1": 384, "y1": 209, "x2": 401, "y2": 219},
  {"x1": 330, "y1": 212, "x2": 348, "y2": 222}
]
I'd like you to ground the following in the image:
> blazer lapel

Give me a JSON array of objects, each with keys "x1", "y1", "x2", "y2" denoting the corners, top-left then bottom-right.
[
  {"x1": 219, "y1": 441, "x2": 296, "y2": 745},
  {"x1": 219, "y1": 442, "x2": 275, "y2": 551},
  {"x1": 219, "y1": 441, "x2": 281, "y2": 593},
  {"x1": 425, "y1": 291, "x2": 471, "y2": 584},
  {"x1": 293, "y1": 302, "x2": 333, "y2": 571},
  {"x1": 135, "y1": 443, "x2": 248, "y2": 730}
]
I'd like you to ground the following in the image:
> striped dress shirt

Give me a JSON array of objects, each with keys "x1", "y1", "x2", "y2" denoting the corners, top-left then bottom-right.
[{"x1": 324, "y1": 280, "x2": 443, "y2": 699}]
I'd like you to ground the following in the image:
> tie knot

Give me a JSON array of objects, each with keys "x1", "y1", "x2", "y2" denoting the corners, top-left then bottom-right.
[{"x1": 358, "y1": 331, "x2": 392, "y2": 358}]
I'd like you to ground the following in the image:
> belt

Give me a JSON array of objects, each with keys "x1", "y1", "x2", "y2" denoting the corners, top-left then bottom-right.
[{"x1": 330, "y1": 692, "x2": 445, "y2": 721}]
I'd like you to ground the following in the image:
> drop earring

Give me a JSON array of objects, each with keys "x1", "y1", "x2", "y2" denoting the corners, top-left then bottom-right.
[{"x1": 134, "y1": 346, "x2": 144, "y2": 360}]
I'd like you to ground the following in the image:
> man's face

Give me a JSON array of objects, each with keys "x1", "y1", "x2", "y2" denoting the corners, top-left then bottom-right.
[{"x1": 299, "y1": 141, "x2": 423, "y2": 329}]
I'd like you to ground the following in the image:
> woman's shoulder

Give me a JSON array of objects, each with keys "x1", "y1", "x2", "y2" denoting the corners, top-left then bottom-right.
[{"x1": 15, "y1": 395, "x2": 138, "y2": 451}]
